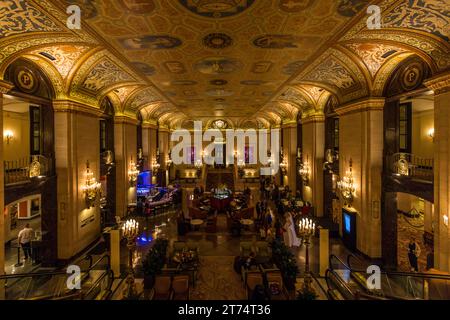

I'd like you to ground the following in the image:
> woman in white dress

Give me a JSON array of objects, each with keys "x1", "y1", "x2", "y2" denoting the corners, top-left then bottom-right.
[{"x1": 283, "y1": 212, "x2": 301, "y2": 247}]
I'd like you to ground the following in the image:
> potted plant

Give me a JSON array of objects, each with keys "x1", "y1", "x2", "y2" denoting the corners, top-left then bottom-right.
[
  {"x1": 270, "y1": 240, "x2": 299, "y2": 291},
  {"x1": 142, "y1": 239, "x2": 168, "y2": 289}
]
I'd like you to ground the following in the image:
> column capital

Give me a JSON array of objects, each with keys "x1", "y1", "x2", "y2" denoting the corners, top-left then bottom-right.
[
  {"x1": 142, "y1": 120, "x2": 158, "y2": 129},
  {"x1": 114, "y1": 115, "x2": 139, "y2": 125},
  {"x1": 281, "y1": 121, "x2": 297, "y2": 129},
  {"x1": 0, "y1": 80, "x2": 14, "y2": 94},
  {"x1": 53, "y1": 100, "x2": 103, "y2": 118},
  {"x1": 335, "y1": 97, "x2": 385, "y2": 116},
  {"x1": 302, "y1": 113, "x2": 325, "y2": 125},
  {"x1": 425, "y1": 72, "x2": 450, "y2": 95}
]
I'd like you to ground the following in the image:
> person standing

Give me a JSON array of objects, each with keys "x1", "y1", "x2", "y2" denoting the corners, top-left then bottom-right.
[
  {"x1": 283, "y1": 212, "x2": 301, "y2": 248},
  {"x1": 18, "y1": 223, "x2": 34, "y2": 261},
  {"x1": 408, "y1": 237, "x2": 421, "y2": 272}
]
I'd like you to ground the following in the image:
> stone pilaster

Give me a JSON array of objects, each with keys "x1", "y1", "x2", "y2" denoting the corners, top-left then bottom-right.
[
  {"x1": 114, "y1": 116, "x2": 138, "y2": 217},
  {"x1": 425, "y1": 72, "x2": 450, "y2": 271},
  {"x1": 159, "y1": 127, "x2": 170, "y2": 186},
  {"x1": 282, "y1": 122, "x2": 298, "y2": 193},
  {"x1": 336, "y1": 98, "x2": 385, "y2": 258},
  {"x1": 53, "y1": 100, "x2": 102, "y2": 260},
  {"x1": 142, "y1": 122, "x2": 158, "y2": 182},
  {"x1": 302, "y1": 113, "x2": 325, "y2": 216},
  {"x1": 0, "y1": 81, "x2": 13, "y2": 299}
]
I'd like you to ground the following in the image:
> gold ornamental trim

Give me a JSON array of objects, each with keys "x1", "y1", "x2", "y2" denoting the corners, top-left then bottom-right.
[
  {"x1": 53, "y1": 100, "x2": 103, "y2": 118},
  {"x1": 0, "y1": 80, "x2": 14, "y2": 94},
  {"x1": 425, "y1": 72, "x2": 450, "y2": 95},
  {"x1": 335, "y1": 98, "x2": 385, "y2": 116}
]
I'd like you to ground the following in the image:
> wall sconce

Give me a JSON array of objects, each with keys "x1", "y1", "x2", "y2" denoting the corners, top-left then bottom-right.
[
  {"x1": 128, "y1": 156, "x2": 139, "y2": 184},
  {"x1": 299, "y1": 155, "x2": 310, "y2": 185},
  {"x1": 443, "y1": 215, "x2": 449, "y2": 227},
  {"x1": 280, "y1": 157, "x2": 288, "y2": 175},
  {"x1": 4, "y1": 130, "x2": 13, "y2": 144},
  {"x1": 81, "y1": 161, "x2": 101, "y2": 208},
  {"x1": 428, "y1": 128, "x2": 435, "y2": 142},
  {"x1": 337, "y1": 158, "x2": 356, "y2": 207}
]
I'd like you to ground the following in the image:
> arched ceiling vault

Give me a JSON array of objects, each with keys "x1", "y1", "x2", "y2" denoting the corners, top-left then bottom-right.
[{"x1": 0, "y1": 0, "x2": 448, "y2": 127}]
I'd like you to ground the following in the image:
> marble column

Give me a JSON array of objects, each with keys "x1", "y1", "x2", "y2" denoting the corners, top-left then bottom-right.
[
  {"x1": 282, "y1": 122, "x2": 298, "y2": 194},
  {"x1": 0, "y1": 81, "x2": 13, "y2": 299},
  {"x1": 53, "y1": 101, "x2": 101, "y2": 261},
  {"x1": 302, "y1": 113, "x2": 325, "y2": 217},
  {"x1": 114, "y1": 116, "x2": 138, "y2": 217},
  {"x1": 159, "y1": 127, "x2": 169, "y2": 187},
  {"x1": 142, "y1": 122, "x2": 158, "y2": 172},
  {"x1": 425, "y1": 73, "x2": 450, "y2": 271},
  {"x1": 336, "y1": 98, "x2": 384, "y2": 258}
]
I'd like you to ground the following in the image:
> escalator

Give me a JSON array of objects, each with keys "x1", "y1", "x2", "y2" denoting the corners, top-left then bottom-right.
[
  {"x1": 1, "y1": 253, "x2": 115, "y2": 300},
  {"x1": 325, "y1": 254, "x2": 450, "y2": 300}
]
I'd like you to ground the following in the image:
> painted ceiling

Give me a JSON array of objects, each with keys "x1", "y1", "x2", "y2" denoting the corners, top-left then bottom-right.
[{"x1": 0, "y1": 0, "x2": 449, "y2": 128}]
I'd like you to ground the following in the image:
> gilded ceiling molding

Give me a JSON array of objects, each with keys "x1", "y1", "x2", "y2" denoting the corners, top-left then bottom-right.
[
  {"x1": 0, "y1": 34, "x2": 95, "y2": 78},
  {"x1": 21, "y1": 54, "x2": 66, "y2": 99},
  {"x1": 335, "y1": 97, "x2": 386, "y2": 117},
  {"x1": 425, "y1": 72, "x2": 450, "y2": 95},
  {"x1": 0, "y1": 80, "x2": 14, "y2": 94},
  {"x1": 371, "y1": 52, "x2": 416, "y2": 96},
  {"x1": 345, "y1": 30, "x2": 448, "y2": 72}
]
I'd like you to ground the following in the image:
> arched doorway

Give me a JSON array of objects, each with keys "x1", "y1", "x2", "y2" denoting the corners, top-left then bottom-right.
[
  {"x1": 381, "y1": 56, "x2": 434, "y2": 270},
  {"x1": 3, "y1": 58, "x2": 57, "y2": 267}
]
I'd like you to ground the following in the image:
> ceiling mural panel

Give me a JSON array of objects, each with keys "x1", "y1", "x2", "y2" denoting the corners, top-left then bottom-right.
[
  {"x1": 177, "y1": 0, "x2": 256, "y2": 18},
  {"x1": 303, "y1": 57, "x2": 358, "y2": 91},
  {"x1": 30, "y1": 45, "x2": 91, "y2": 78},
  {"x1": 128, "y1": 87, "x2": 164, "y2": 111},
  {"x1": 82, "y1": 58, "x2": 136, "y2": 93},
  {"x1": 345, "y1": 43, "x2": 406, "y2": 77},
  {"x1": 0, "y1": 0, "x2": 62, "y2": 37},
  {"x1": 384, "y1": 0, "x2": 449, "y2": 42}
]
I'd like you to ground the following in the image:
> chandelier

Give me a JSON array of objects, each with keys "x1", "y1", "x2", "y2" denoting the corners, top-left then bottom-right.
[
  {"x1": 82, "y1": 161, "x2": 101, "y2": 208},
  {"x1": 128, "y1": 157, "x2": 140, "y2": 184},
  {"x1": 299, "y1": 155, "x2": 310, "y2": 184},
  {"x1": 337, "y1": 158, "x2": 356, "y2": 206}
]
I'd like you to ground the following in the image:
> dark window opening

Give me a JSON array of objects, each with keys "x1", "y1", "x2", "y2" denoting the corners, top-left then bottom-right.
[{"x1": 30, "y1": 106, "x2": 41, "y2": 155}]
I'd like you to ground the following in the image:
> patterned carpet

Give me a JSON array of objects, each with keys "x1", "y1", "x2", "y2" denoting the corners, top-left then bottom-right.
[{"x1": 190, "y1": 256, "x2": 246, "y2": 300}]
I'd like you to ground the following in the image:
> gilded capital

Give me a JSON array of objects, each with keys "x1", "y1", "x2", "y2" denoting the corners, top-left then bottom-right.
[
  {"x1": 425, "y1": 72, "x2": 450, "y2": 95},
  {"x1": 335, "y1": 98, "x2": 385, "y2": 116},
  {"x1": 0, "y1": 80, "x2": 14, "y2": 94}
]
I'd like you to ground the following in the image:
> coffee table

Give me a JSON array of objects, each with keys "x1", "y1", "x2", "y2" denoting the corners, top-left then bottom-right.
[{"x1": 190, "y1": 219, "x2": 204, "y2": 231}]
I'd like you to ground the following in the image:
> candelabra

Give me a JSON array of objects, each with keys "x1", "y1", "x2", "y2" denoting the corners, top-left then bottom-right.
[
  {"x1": 298, "y1": 155, "x2": 310, "y2": 185},
  {"x1": 128, "y1": 157, "x2": 140, "y2": 185},
  {"x1": 337, "y1": 158, "x2": 355, "y2": 207},
  {"x1": 279, "y1": 153, "x2": 288, "y2": 175},
  {"x1": 122, "y1": 219, "x2": 140, "y2": 299},
  {"x1": 29, "y1": 155, "x2": 41, "y2": 178},
  {"x1": 298, "y1": 217, "x2": 316, "y2": 292},
  {"x1": 81, "y1": 161, "x2": 101, "y2": 208}
]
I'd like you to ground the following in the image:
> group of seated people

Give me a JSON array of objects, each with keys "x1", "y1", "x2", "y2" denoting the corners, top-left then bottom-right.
[{"x1": 234, "y1": 241, "x2": 289, "y2": 300}]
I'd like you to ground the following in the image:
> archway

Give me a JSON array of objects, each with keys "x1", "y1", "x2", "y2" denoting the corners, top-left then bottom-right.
[
  {"x1": 381, "y1": 56, "x2": 434, "y2": 270},
  {"x1": 2, "y1": 58, "x2": 57, "y2": 267}
]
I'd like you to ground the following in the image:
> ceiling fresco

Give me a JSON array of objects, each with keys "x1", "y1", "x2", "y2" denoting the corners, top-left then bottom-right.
[{"x1": 0, "y1": 0, "x2": 449, "y2": 128}]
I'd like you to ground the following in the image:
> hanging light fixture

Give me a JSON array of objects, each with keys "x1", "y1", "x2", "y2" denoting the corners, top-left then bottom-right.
[
  {"x1": 337, "y1": 158, "x2": 356, "y2": 207},
  {"x1": 128, "y1": 156, "x2": 139, "y2": 184},
  {"x1": 82, "y1": 161, "x2": 101, "y2": 208}
]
